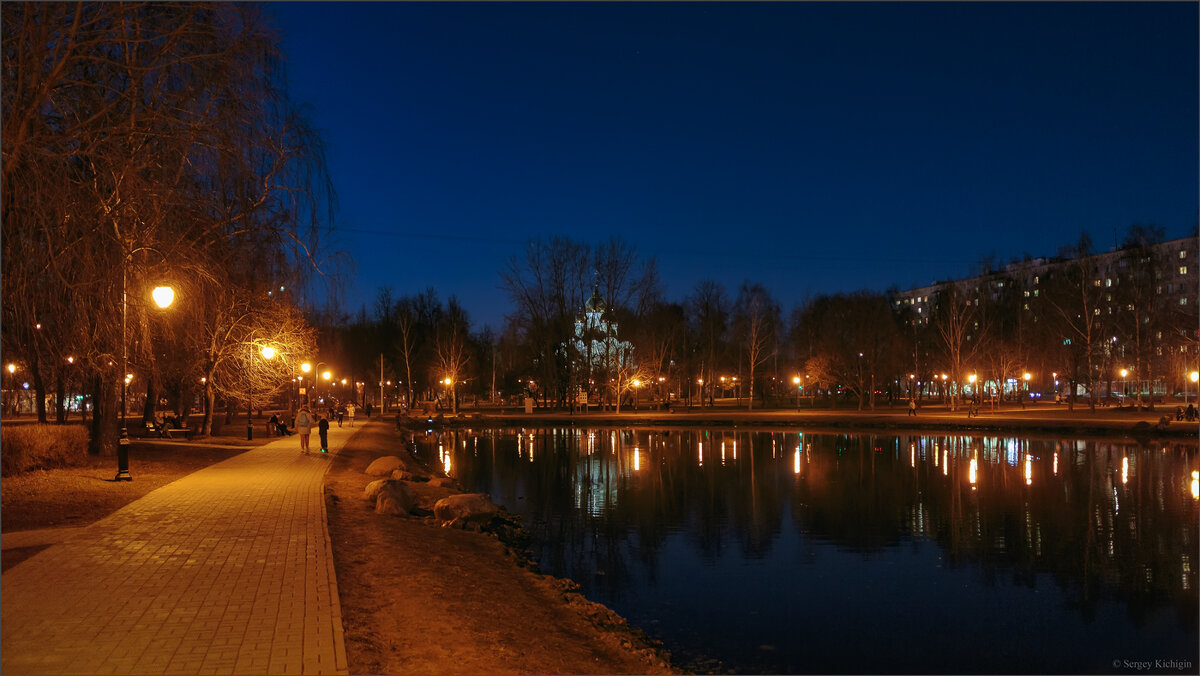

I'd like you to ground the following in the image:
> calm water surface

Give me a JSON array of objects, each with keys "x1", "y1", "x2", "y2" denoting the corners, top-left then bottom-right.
[{"x1": 410, "y1": 426, "x2": 1198, "y2": 674}]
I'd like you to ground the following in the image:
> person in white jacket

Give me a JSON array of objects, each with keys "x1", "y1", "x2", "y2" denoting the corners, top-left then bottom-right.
[{"x1": 295, "y1": 407, "x2": 314, "y2": 454}]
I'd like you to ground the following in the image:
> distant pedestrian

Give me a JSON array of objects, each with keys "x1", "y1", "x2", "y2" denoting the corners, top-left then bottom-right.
[
  {"x1": 968, "y1": 400, "x2": 978, "y2": 418},
  {"x1": 318, "y1": 415, "x2": 330, "y2": 453},
  {"x1": 1187, "y1": 404, "x2": 1197, "y2": 422},
  {"x1": 336, "y1": 404, "x2": 345, "y2": 427},
  {"x1": 908, "y1": 399, "x2": 917, "y2": 416},
  {"x1": 347, "y1": 402, "x2": 356, "y2": 427},
  {"x1": 295, "y1": 407, "x2": 314, "y2": 454},
  {"x1": 365, "y1": 402, "x2": 373, "y2": 419}
]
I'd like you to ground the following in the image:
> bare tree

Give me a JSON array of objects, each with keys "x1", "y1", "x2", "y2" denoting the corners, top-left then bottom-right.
[
  {"x1": 502, "y1": 237, "x2": 589, "y2": 409},
  {"x1": 687, "y1": 280, "x2": 728, "y2": 407},
  {"x1": 933, "y1": 281, "x2": 985, "y2": 411},
  {"x1": 732, "y1": 282, "x2": 779, "y2": 411},
  {"x1": 2, "y1": 3, "x2": 335, "y2": 450},
  {"x1": 433, "y1": 298, "x2": 472, "y2": 414},
  {"x1": 1045, "y1": 234, "x2": 1104, "y2": 411}
]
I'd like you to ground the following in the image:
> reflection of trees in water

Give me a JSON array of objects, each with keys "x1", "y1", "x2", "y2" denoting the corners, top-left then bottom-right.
[{"x1": 418, "y1": 427, "x2": 1197, "y2": 628}]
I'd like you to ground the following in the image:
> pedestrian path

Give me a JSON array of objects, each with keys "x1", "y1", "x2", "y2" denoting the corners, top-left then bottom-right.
[{"x1": 1, "y1": 423, "x2": 362, "y2": 675}]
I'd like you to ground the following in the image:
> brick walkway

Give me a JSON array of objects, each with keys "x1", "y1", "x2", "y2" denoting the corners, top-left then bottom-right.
[{"x1": 1, "y1": 424, "x2": 362, "y2": 675}]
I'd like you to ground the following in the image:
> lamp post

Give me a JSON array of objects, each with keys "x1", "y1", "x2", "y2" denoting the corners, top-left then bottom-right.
[
  {"x1": 116, "y1": 284, "x2": 174, "y2": 481},
  {"x1": 247, "y1": 345, "x2": 276, "y2": 441},
  {"x1": 5, "y1": 363, "x2": 16, "y2": 416},
  {"x1": 1120, "y1": 368, "x2": 1128, "y2": 405},
  {"x1": 1188, "y1": 371, "x2": 1199, "y2": 404},
  {"x1": 300, "y1": 362, "x2": 313, "y2": 406},
  {"x1": 793, "y1": 375, "x2": 801, "y2": 410}
]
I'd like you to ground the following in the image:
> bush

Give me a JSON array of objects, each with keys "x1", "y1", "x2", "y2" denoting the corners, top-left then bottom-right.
[{"x1": 1, "y1": 424, "x2": 90, "y2": 476}]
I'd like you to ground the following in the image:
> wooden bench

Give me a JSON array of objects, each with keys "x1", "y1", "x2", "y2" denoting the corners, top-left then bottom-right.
[
  {"x1": 164, "y1": 426, "x2": 194, "y2": 440},
  {"x1": 142, "y1": 420, "x2": 194, "y2": 440}
]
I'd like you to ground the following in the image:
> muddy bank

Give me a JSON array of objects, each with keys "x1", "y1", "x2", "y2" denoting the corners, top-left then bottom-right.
[{"x1": 323, "y1": 421, "x2": 678, "y2": 675}]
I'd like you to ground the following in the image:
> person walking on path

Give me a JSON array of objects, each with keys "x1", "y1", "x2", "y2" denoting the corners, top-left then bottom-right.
[
  {"x1": 336, "y1": 404, "x2": 345, "y2": 427},
  {"x1": 347, "y1": 402, "x2": 356, "y2": 427},
  {"x1": 318, "y1": 414, "x2": 330, "y2": 453},
  {"x1": 908, "y1": 399, "x2": 917, "y2": 416},
  {"x1": 295, "y1": 406, "x2": 314, "y2": 454}
]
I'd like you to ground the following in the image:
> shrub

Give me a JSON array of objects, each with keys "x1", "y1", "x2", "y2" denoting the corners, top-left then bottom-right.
[{"x1": 1, "y1": 424, "x2": 90, "y2": 477}]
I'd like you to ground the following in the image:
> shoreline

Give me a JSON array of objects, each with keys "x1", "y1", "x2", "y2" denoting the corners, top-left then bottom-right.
[{"x1": 401, "y1": 404, "x2": 1200, "y2": 440}]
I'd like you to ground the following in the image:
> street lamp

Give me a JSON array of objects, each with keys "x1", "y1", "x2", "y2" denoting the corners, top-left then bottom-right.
[
  {"x1": 1188, "y1": 371, "x2": 1199, "y2": 403},
  {"x1": 793, "y1": 375, "x2": 801, "y2": 410},
  {"x1": 116, "y1": 283, "x2": 175, "y2": 481},
  {"x1": 247, "y1": 345, "x2": 276, "y2": 441},
  {"x1": 1120, "y1": 368, "x2": 1128, "y2": 404},
  {"x1": 4, "y1": 363, "x2": 15, "y2": 416}
]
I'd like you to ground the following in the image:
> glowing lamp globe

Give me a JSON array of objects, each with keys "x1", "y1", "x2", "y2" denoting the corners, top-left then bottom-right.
[{"x1": 151, "y1": 286, "x2": 175, "y2": 309}]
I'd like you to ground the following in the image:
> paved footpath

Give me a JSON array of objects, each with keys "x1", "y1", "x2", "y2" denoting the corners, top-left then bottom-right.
[{"x1": 2, "y1": 423, "x2": 364, "y2": 675}]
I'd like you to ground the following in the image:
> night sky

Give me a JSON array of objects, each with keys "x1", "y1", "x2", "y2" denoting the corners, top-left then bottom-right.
[{"x1": 269, "y1": 2, "x2": 1198, "y2": 330}]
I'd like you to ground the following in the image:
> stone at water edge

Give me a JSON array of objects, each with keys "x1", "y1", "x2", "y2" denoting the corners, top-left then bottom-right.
[
  {"x1": 433, "y1": 492, "x2": 500, "y2": 527},
  {"x1": 363, "y1": 479, "x2": 416, "y2": 514},
  {"x1": 375, "y1": 493, "x2": 408, "y2": 516},
  {"x1": 391, "y1": 469, "x2": 416, "y2": 481},
  {"x1": 363, "y1": 479, "x2": 390, "y2": 501},
  {"x1": 428, "y1": 477, "x2": 458, "y2": 489},
  {"x1": 365, "y1": 456, "x2": 404, "y2": 476}
]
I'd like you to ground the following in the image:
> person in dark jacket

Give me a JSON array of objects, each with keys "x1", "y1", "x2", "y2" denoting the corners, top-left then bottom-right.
[{"x1": 318, "y1": 415, "x2": 330, "y2": 452}]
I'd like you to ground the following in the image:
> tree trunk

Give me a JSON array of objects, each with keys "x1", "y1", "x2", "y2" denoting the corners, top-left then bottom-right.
[
  {"x1": 142, "y1": 378, "x2": 156, "y2": 423},
  {"x1": 88, "y1": 373, "x2": 118, "y2": 457},
  {"x1": 55, "y1": 370, "x2": 66, "y2": 424},
  {"x1": 32, "y1": 348, "x2": 47, "y2": 423}
]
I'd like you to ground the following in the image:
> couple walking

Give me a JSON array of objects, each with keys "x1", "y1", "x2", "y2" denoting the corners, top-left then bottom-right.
[{"x1": 293, "y1": 407, "x2": 329, "y2": 454}]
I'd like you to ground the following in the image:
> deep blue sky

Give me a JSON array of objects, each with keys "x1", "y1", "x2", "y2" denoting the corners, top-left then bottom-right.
[{"x1": 269, "y1": 2, "x2": 1198, "y2": 330}]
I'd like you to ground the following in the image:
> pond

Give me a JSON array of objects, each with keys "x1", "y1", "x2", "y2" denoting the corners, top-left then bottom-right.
[{"x1": 409, "y1": 426, "x2": 1198, "y2": 674}]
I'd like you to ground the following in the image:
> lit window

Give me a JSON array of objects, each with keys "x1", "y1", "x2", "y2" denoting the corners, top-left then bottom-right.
[
  {"x1": 1023, "y1": 303, "x2": 1029, "y2": 310},
  {"x1": 1034, "y1": 276, "x2": 1039, "y2": 285},
  {"x1": 1033, "y1": 290, "x2": 1039, "y2": 297},
  {"x1": 1094, "y1": 308, "x2": 1100, "y2": 315},
  {"x1": 1181, "y1": 251, "x2": 1187, "y2": 259},
  {"x1": 1180, "y1": 266, "x2": 1188, "y2": 275},
  {"x1": 1106, "y1": 279, "x2": 1112, "y2": 287},
  {"x1": 1024, "y1": 291, "x2": 1030, "y2": 297},
  {"x1": 1182, "y1": 298, "x2": 1189, "y2": 306},
  {"x1": 1093, "y1": 279, "x2": 1101, "y2": 287}
]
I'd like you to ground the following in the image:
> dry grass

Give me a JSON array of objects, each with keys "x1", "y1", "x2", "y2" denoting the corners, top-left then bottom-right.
[
  {"x1": 1, "y1": 442, "x2": 250, "y2": 532},
  {"x1": 1, "y1": 424, "x2": 90, "y2": 476}
]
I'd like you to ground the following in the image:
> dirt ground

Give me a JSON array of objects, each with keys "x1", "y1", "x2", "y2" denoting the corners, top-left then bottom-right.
[{"x1": 324, "y1": 422, "x2": 679, "y2": 675}]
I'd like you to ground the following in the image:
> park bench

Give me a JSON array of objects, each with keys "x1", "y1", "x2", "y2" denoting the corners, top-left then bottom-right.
[{"x1": 142, "y1": 420, "x2": 194, "y2": 440}]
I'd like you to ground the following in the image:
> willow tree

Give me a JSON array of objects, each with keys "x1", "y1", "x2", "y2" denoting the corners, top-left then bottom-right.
[{"x1": 2, "y1": 3, "x2": 335, "y2": 451}]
